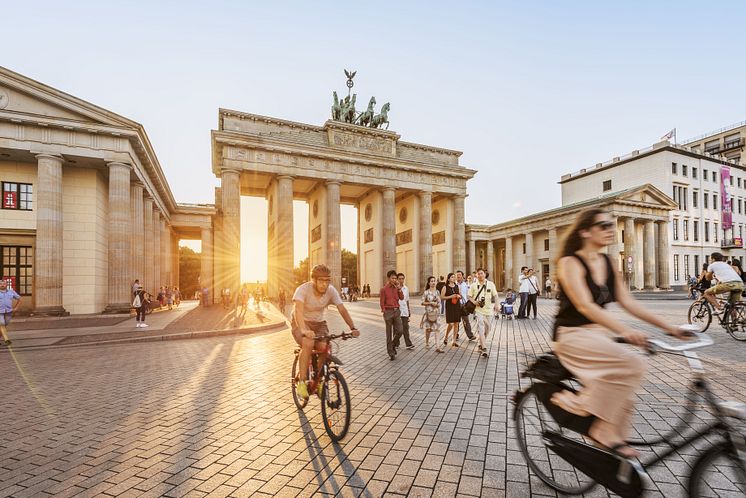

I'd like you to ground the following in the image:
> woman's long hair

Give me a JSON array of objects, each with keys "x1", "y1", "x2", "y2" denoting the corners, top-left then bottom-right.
[
  {"x1": 425, "y1": 276, "x2": 435, "y2": 292},
  {"x1": 557, "y1": 208, "x2": 607, "y2": 262},
  {"x1": 446, "y1": 272, "x2": 455, "y2": 285}
]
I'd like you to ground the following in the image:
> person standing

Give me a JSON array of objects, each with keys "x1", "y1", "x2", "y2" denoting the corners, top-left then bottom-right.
[
  {"x1": 132, "y1": 284, "x2": 150, "y2": 328},
  {"x1": 278, "y1": 288, "x2": 287, "y2": 314},
  {"x1": 441, "y1": 273, "x2": 461, "y2": 348},
  {"x1": 0, "y1": 279, "x2": 21, "y2": 345},
  {"x1": 544, "y1": 275, "x2": 552, "y2": 298},
  {"x1": 468, "y1": 268, "x2": 496, "y2": 358},
  {"x1": 393, "y1": 273, "x2": 415, "y2": 350},
  {"x1": 421, "y1": 276, "x2": 444, "y2": 352},
  {"x1": 436, "y1": 276, "x2": 446, "y2": 315},
  {"x1": 517, "y1": 267, "x2": 530, "y2": 318},
  {"x1": 525, "y1": 268, "x2": 540, "y2": 319},
  {"x1": 132, "y1": 279, "x2": 141, "y2": 298},
  {"x1": 456, "y1": 270, "x2": 476, "y2": 341},
  {"x1": 380, "y1": 270, "x2": 404, "y2": 360}
]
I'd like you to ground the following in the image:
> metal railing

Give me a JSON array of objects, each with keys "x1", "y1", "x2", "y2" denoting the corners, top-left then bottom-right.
[{"x1": 682, "y1": 120, "x2": 746, "y2": 145}]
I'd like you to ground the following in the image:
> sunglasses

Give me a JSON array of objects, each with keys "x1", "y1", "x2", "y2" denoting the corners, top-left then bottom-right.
[{"x1": 592, "y1": 221, "x2": 615, "y2": 230}]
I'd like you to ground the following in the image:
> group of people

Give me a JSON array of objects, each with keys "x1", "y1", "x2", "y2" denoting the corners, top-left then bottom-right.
[
  {"x1": 131, "y1": 280, "x2": 181, "y2": 328},
  {"x1": 687, "y1": 256, "x2": 746, "y2": 303}
]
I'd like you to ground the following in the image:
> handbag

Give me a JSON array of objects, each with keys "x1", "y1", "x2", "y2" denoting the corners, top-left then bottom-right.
[
  {"x1": 425, "y1": 309, "x2": 439, "y2": 322},
  {"x1": 132, "y1": 293, "x2": 142, "y2": 308},
  {"x1": 462, "y1": 285, "x2": 485, "y2": 315}
]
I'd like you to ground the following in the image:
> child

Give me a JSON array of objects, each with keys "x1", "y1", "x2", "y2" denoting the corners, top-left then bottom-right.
[{"x1": 501, "y1": 288, "x2": 516, "y2": 319}]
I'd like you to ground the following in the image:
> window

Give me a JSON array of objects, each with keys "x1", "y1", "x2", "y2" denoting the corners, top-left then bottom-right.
[
  {"x1": 714, "y1": 223, "x2": 718, "y2": 242},
  {"x1": 739, "y1": 178, "x2": 742, "y2": 188},
  {"x1": 704, "y1": 192, "x2": 709, "y2": 209},
  {"x1": 705, "y1": 221, "x2": 710, "y2": 242},
  {"x1": 683, "y1": 219, "x2": 689, "y2": 240},
  {"x1": 695, "y1": 255, "x2": 700, "y2": 275},
  {"x1": 672, "y1": 162, "x2": 678, "y2": 174},
  {"x1": 683, "y1": 165, "x2": 688, "y2": 177},
  {"x1": 544, "y1": 239, "x2": 549, "y2": 251},
  {"x1": 674, "y1": 255, "x2": 680, "y2": 281},
  {"x1": 739, "y1": 199, "x2": 743, "y2": 215},
  {"x1": 684, "y1": 255, "x2": 690, "y2": 279},
  {"x1": 713, "y1": 171, "x2": 717, "y2": 182},
  {"x1": 693, "y1": 167, "x2": 698, "y2": 179},
  {"x1": 673, "y1": 219, "x2": 679, "y2": 241},
  {"x1": 704, "y1": 169, "x2": 709, "y2": 180},
  {"x1": 522, "y1": 242, "x2": 526, "y2": 254},
  {"x1": 602, "y1": 180, "x2": 612, "y2": 192},
  {"x1": 693, "y1": 190, "x2": 698, "y2": 208},
  {"x1": 2, "y1": 182, "x2": 33, "y2": 210},
  {"x1": 714, "y1": 194, "x2": 719, "y2": 210},
  {"x1": 1, "y1": 246, "x2": 33, "y2": 296},
  {"x1": 741, "y1": 225, "x2": 744, "y2": 240},
  {"x1": 731, "y1": 176, "x2": 734, "y2": 186},
  {"x1": 693, "y1": 221, "x2": 699, "y2": 241}
]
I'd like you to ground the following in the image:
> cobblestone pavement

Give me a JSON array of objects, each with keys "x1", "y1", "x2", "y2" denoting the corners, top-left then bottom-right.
[{"x1": 2, "y1": 298, "x2": 745, "y2": 497}]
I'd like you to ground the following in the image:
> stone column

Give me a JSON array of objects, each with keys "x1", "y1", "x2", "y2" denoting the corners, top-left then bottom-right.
[
  {"x1": 130, "y1": 182, "x2": 144, "y2": 285},
  {"x1": 201, "y1": 227, "x2": 213, "y2": 302},
  {"x1": 468, "y1": 239, "x2": 476, "y2": 274},
  {"x1": 504, "y1": 237, "x2": 513, "y2": 290},
  {"x1": 172, "y1": 234, "x2": 180, "y2": 289},
  {"x1": 34, "y1": 153, "x2": 66, "y2": 315},
  {"x1": 486, "y1": 240, "x2": 495, "y2": 279},
  {"x1": 221, "y1": 169, "x2": 241, "y2": 295},
  {"x1": 657, "y1": 220, "x2": 671, "y2": 289},
  {"x1": 643, "y1": 220, "x2": 656, "y2": 289},
  {"x1": 623, "y1": 218, "x2": 637, "y2": 289},
  {"x1": 143, "y1": 196, "x2": 154, "y2": 291},
  {"x1": 548, "y1": 228, "x2": 558, "y2": 278},
  {"x1": 382, "y1": 187, "x2": 397, "y2": 276},
  {"x1": 105, "y1": 162, "x2": 132, "y2": 312},
  {"x1": 418, "y1": 191, "x2": 433, "y2": 290},
  {"x1": 453, "y1": 195, "x2": 466, "y2": 271},
  {"x1": 153, "y1": 211, "x2": 161, "y2": 290},
  {"x1": 161, "y1": 218, "x2": 169, "y2": 286},
  {"x1": 277, "y1": 176, "x2": 295, "y2": 296}
]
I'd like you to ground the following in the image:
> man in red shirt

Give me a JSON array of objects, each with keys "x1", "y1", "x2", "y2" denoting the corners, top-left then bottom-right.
[{"x1": 380, "y1": 269, "x2": 404, "y2": 360}]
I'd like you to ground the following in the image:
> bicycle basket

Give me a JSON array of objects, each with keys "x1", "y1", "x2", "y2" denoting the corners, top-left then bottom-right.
[{"x1": 521, "y1": 353, "x2": 573, "y2": 383}]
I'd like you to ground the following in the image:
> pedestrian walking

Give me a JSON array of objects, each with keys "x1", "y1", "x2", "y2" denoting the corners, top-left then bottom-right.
[
  {"x1": 174, "y1": 287, "x2": 181, "y2": 307},
  {"x1": 131, "y1": 279, "x2": 141, "y2": 298},
  {"x1": 278, "y1": 288, "x2": 287, "y2": 314},
  {"x1": 0, "y1": 279, "x2": 21, "y2": 345},
  {"x1": 468, "y1": 268, "x2": 496, "y2": 358},
  {"x1": 202, "y1": 286, "x2": 210, "y2": 306},
  {"x1": 394, "y1": 273, "x2": 414, "y2": 350},
  {"x1": 441, "y1": 272, "x2": 461, "y2": 348},
  {"x1": 380, "y1": 270, "x2": 404, "y2": 360},
  {"x1": 525, "y1": 269, "x2": 540, "y2": 318},
  {"x1": 166, "y1": 286, "x2": 173, "y2": 310},
  {"x1": 421, "y1": 276, "x2": 443, "y2": 352},
  {"x1": 132, "y1": 285, "x2": 150, "y2": 328},
  {"x1": 436, "y1": 275, "x2": 446, "y2": 315},
  {"x1": 456, "y1": 270, "x2": 476, "y2": 341}
]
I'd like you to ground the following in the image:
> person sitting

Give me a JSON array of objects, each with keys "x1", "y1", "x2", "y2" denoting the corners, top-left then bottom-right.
[
  {"x1": 703, "y1": 252, "x2": 745, "y2": 313},
  {"x1": 551, "y1": 209, "x2": 687, "y2": 458}
]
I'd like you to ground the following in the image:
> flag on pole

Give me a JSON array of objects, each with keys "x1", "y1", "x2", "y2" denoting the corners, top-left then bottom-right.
[{"x1": 661, "y1": 128, "x2": 676, "y2": 141}]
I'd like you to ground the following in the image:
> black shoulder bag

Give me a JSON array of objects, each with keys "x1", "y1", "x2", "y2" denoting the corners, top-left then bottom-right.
[{"x1": 462, "y1": 285, "x2": 485, "y2": 316}]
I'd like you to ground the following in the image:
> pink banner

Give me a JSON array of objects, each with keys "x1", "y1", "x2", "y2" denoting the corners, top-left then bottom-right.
[{"x1": 721, "y1": 166, "x2": 733, "y2": 230}]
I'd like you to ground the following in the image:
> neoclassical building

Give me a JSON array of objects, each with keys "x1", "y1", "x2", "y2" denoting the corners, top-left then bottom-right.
[{"x1": 0, "y1": 67, "x2": 213, "y2": 314}]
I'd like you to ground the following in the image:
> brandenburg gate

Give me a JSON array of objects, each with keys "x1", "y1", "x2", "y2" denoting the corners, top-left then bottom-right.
[{"x1": 210, "y1": 83, "x2": 475, "y2": 297}]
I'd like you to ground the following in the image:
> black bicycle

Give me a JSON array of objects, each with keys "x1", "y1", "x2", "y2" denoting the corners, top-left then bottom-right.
[
  {"x1": 688, "y1": 294, "x2": 746, "y2": 341},
  {"x1": 291, "y1": 330, "x2": 358, "y2": 441},
  {"x1": 513, "y1": 332, "x2": 746, "y2": 497}
]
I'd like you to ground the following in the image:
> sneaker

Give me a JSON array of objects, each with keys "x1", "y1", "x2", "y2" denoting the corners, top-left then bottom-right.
[
  {"x1": 406, "y1": 344, "x2": 415, "y2": 350},
  {"x1": 3, "y1": 339, "x2": 11, "y2": 345},
  {"x1": 140, "y1": 323, "x2": 149, "y2": 328},
  {"x1": 296, "y1": 381, "x2": 310, "y2": 400}
]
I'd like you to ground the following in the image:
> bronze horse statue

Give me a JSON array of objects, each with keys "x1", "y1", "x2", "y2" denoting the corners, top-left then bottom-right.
[
  {"x1": 356, "y1": 97, "x2": 376, "y2": 127},
  {"x1": 331, "y1": 91, "x2": 342, "y2": 121},
  {"x1": 370, "y1": 102, "x2": 390, "y2": 130}
]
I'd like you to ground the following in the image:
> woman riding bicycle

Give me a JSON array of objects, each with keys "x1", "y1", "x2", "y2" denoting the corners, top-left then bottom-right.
[{"x1": 551, "y1": 209, "x2": 687, "y2": 458}]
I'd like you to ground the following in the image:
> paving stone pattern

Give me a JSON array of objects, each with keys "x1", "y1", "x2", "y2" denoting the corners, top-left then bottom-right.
[{"x1": 1, "y1": 299, "x2": 745, "y2": 497}]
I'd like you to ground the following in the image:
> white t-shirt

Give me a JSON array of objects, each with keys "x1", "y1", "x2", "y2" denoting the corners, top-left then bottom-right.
[
  {"x1": 707, "y1": 262, "x2": 742, "y2": 284},
  {"x1": 292, "y1": 282, "x2": 343, "y2": 322},
  {"x1": 399, "y1": 285, "x2": 410, "y2": 317},
  {"x1": 519, "y1": 274, "x2": 539, "y2": 294}
]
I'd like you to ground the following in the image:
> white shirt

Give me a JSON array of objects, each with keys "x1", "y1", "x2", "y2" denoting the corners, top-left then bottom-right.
[
  {"x1": 707, "y1": 262, "x2": 742, "y2": 284},
  {"x1": 457, "y1": 280, "x2": 470, "y2": 304},
  {"x1": 399, "y1": 285, "x2": 410, "y2": 317},
  {"x1": 519, "y1": 274, "x2": 539, "y2": 294}
]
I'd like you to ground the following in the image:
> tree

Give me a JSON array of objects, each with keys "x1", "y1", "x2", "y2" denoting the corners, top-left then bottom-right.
[
  {"x1": 179, "y1": 246, "x2": 201, "y2": 297},
  {"x1": 294, "y1": 257, "x2": 309, "y2": 288},
  {"x1": 341, "y1": 249, "x2": 358, "y2": 287}
]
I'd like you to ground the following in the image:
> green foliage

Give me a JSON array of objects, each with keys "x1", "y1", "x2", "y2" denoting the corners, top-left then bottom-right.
[
  {"x1": 292, "y1": 250, "x2": 358, "y2": 287},
  {"x1": 179, "y1": 246, "x2": 201, "y2": 297},
  {"x1": 294, "y1": 257, "x2": 309, "y2": 288}
]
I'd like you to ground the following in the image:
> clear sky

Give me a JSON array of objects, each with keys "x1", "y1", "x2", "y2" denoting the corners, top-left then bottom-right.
[{"x1": 5, "y1": 1, "x2": 746, "y2": 281}]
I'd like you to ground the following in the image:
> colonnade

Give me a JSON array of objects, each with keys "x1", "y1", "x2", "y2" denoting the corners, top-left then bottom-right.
[{"x1": 32, "y1": 154, "x2": 179, "y2": 314}]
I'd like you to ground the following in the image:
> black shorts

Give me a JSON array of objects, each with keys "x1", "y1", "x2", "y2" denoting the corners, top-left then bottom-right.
[{"x1": 290, "y1": 317, "x2": 330, "y2": 346}]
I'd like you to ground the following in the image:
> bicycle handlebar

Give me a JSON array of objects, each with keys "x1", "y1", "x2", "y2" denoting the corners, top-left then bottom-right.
[
  {"x1": 317, "y1": 330, "x2": 360, "y2": 341},
  {"x1": 615, "y1": 326, "x2": 714, "y2": 353}
]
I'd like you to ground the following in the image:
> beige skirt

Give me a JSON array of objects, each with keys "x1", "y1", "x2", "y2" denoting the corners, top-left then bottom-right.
[{"x1": 553, "y1": 324, "x2": 647, "y2": 437}]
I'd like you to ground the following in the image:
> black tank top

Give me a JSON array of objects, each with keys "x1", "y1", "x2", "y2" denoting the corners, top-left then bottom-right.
[{"x1": 553, "y1": 253, "x2": 616, "y2": 339}]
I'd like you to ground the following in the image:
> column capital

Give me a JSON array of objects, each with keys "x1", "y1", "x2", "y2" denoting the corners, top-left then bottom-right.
[
  {"x1": 107, "y1": 161, "x2": 132, "y2": 171},
  {"x1": 382, "y1": 186, "x2": 396, "y2": 193},
  {"x1": 221, "y1": 167, "x2": 241, "y2": 177},
  {"x1": 277, "y1": 174, "x2": 295, "y2": 181},
  {"x1": 325, "y1": 179, "x2": 341, "y2": 186},
  {"x1": 418, "y1": 190, "x2": 432, "y2": 198},
  {"x1": 34, "y1": 152, "x2": 64, "y2": 163}
]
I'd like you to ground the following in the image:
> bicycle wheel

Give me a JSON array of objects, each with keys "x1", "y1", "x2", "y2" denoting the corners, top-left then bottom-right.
[
  {"x1": 723, "y1": 302, "x2": 746, "y2": 341},
  {"x1": 688, "y1": 300, "x2": 712, "y2": 333},
  {"x1": 320, "y1": 369, "x2": 351, "y2": 442},
  {"x1": 513, "y1": 385, "x2": 596, "y2": 495},
  {"x1": 291, "y1": 353, "x2": 308, "y2": 410},
  {"x1": 688, "y1": 440, "x2": 746, "y2": 497}
]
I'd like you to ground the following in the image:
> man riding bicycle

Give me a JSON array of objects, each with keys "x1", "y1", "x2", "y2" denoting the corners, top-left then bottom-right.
[
  {"x1": 703, "y1": 252, "x2": 744, "y2": 314},
  {"x1": 291, "y1": 264, "x2": 359, "y2": 400}
]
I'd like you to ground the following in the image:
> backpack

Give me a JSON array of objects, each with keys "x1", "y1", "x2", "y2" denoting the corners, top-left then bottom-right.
[{"x1": 132, "y1": 293, "x2": 142, "y2": 308}]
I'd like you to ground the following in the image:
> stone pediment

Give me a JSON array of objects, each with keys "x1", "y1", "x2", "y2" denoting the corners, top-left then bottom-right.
[
  {"x1": 614, "y1": 184, "x2": 677, "y2": 208},
  {"x1": 0, "y1": 66, "x2": 137, "y2": 129}
]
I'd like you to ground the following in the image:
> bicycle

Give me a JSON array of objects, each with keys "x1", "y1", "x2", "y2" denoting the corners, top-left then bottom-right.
[
  {"x1": 291, "y1": 330, "x2": 359, "y2": 442},
  {"x1": 513, "y1": 331, "x2": 746, "y2": 497},
  {"x1": 687, "y1": 293, "x2": 746, "y2": 340}
]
